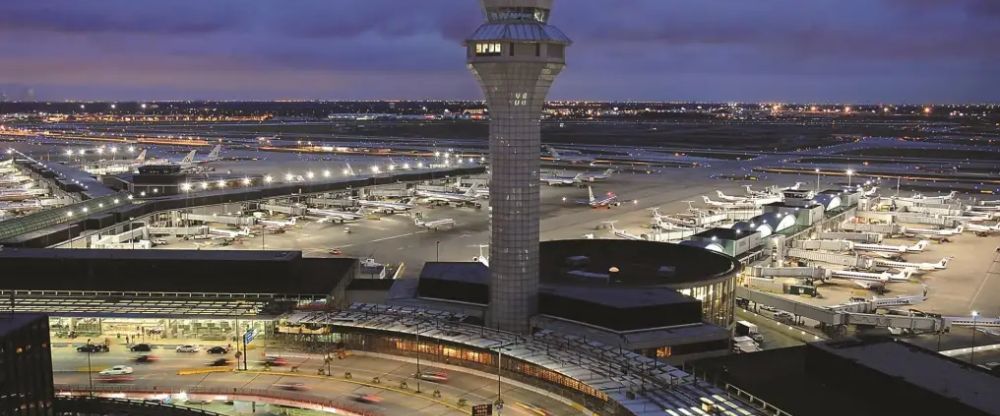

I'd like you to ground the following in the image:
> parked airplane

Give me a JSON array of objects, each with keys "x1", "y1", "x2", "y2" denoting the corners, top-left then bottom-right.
[
  {"x1": 580, "y1": 169, "x2": 615, "y2": 182},
  {"x1": 899, "y1": 191, "x2": 958, "y2": 203},
  {"x1": 966, "y1": 222, "x2": 1000, "y2": 235},
  {"x1": 714, "y1": 191, "x2": 782, "y2": 206},
  {"x1": 415, "y1": 186, "x2": 481, "y2": 206},
  {"x1": 852, "y1": 240, "x2": 929, "y2": 254},
  {"x1": 540, "y1": 172, "x2": 582, "y2": 186},
  {"x1": 355, "y1": 198, "x2": 414, "y2": 214},
  {"x1": 307, "y1": 208, "x2": 362, "y2": 223},
  {"x1": 178, "y1": 144, "x2": 222, "y2": 170},
  {"x1": 543, "y1": 145, "x2": 593, "y2": 164},
  {"x1": 871, "y1": 257, "x2": 950, "y2": 272},
  {"x1": 701, "y1": 196, "x2": 756, "y2": 209},
  {"x1": 259, "y1": 217, "x2": 297, "y2": 230},
  {"x1": 826, "y1": 269, "x2": 890, "y2": 290},
  {"x1": 209, "y1": 227, "x2": 253, "y2": 239},
  {"x1": 744, "y1": 185, "x2": 778, "y2": 198},
  {"x1": 578, "y1": 186, "x2": 620, "y2": 208},
  {"x1": 903, "y1": 225, "x2": 963, "y2": 237}
]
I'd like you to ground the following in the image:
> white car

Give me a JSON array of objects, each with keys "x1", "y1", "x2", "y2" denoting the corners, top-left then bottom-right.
[
  {"x1": 99, "y1": 365, "x2": 134, "y2": 375},
  {"x1": 176, "y1": 345, "x2": 200, "y2": 353}
]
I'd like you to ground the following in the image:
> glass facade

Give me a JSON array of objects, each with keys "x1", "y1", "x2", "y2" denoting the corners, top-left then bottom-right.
[
  {"x1": 676, "y1": 276, "x2": 737, "y2": 327},
  {"x1": 0, "y1": 315, "x2": 54, "y2": 416},
  {"x1": 487, "y1": 7, "x2": 549, "y2": 23}
]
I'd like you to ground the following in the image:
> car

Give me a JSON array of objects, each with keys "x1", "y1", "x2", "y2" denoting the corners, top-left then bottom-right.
[
  {"x1": 354, "y1": 393, "x2": 382, "y2": 404},
  {"x1": 176, "y1": 345, "x2": 200, "y2": 353},
  {"x1": 208, "y1": 358, "x2": 232, "y2": 367},
  {"x1": 328, "y1": 248, "x2": 343, "y2": 255},
  {"x1": 134, "y1": 354, "x2": 159, "y2": 363},
  {"x1": 413, "y1": 370, "x2": 449, "y2": 383},
  {"x1": 129, "y1": 343, "x2": 152, "y2": 352},
  {"x1": 274, "y1": 382, "x2": 308, "y2": 391},
  {"x1": 263, "y1": 356, "x2": 288, "y2": 366},
  {"x1": 99, "y1": 365, "x2": 134, "y2": 375},
  {"x1": 207, "y1": 346, "x2": 229, "y2": 354},
  {"x1": 77, "y1": 344, "x2": 109, "y2": 353}
]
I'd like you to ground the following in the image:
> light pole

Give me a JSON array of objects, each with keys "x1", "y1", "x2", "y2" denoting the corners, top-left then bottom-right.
[
  {"x1": 86, "y1": 339, "x2": 94, "y2": 396},
  {"x1": 435, "y1": 241, "x2": 440, "y2": 262},
  {"x1": 814, "y1": 168, "x2": 820, "y2": 192},
  {"x1": 846, "y1": 169, "x2": 855, "y2": 188},
  {"x1": 415, "y1": 332, "x2": 421, "y2": 394},
  {"x1": 971, "y1": 311, "x2": 979, "y2": 365}
]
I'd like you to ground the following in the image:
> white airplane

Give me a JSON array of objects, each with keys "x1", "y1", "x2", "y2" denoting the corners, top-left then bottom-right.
[
  {"x1": 903, "y1": 225, "x2": 963, "y2": 237},
  {"x1": 175, "y1": 144, "x2": 222, "y2": 170},
  {"x1": 744, "y1": 185, "x2": 778, "y2": 198},
  {"x1": 853, "y1": 240, "x2": 929, "y2": 254},
  {"x1": 898, "y1": 191, "x2": 958, "y2": 203},
  {"x1": 701, "y1": 196, "x2": 756, "y2": 209},
  {"x1": 871, "y1": 257, "x2": 950, "y2": 272},
  {"x1": 415, "y1": 186, "x2": 480, "y2": 205},
  {"x1": 827, "y1": 270, "x2": 889, "y2": 289},
  {"x1": 540, "y1": 172, "x2": 582, "y2": 186},
  {"x1": 967, "y1": 222, "x2": 1000, "y2": 235},
  {"x1": 413, "y1": 215, "x2": 455, "y2": 230},
  {"x1": 209, "y1": 227, "x2": 253, "y2": 239},
  {"x1": 342, "y1": 162, "x2": 357, "y2": 176},
  {"x1": 544, "y1": 145, "x2": 593, "y2": 164},
  {"x1": 307, "y1": 208, "x2": 362, "y2": 223},
  {"x1": 355, "y1": 198, "x2": 414, "y2": 213},
  {"x1": 259, "y1": 217, "x2": 297, "y2": 230},
  {"x1": 714, "y1": 191, "x2": 781, "y2": 206},
  {"x1": 578, "y1": 186, "x2": 621, "y2": 208},
  {"x1": 580, "y1": 168, "x2": 615, "y2": 182}
]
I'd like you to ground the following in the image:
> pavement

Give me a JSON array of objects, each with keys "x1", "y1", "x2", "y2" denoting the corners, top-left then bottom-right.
[{"x1": 52, "y1": 343, "x2": 582, "y2": 416}]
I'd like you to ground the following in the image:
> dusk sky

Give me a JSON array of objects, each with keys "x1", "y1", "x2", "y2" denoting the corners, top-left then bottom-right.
[{"x1": 2, "y1": 0, "x2": 998, "y2": 103}]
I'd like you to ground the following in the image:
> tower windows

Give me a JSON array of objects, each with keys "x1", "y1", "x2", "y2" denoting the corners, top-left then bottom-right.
[{"x1": 475, "y1": 42, "x2": 503, "y2": 56}]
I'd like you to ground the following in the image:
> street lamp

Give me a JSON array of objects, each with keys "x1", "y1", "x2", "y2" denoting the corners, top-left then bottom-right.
[
  {"x1": 814, "y1": 168, "x2": 821, "y2": 191},
  {"x1": 846, "y1": 169, "x2": 855, "y2": 187},
  {"x1": 971, "y1": 311, "x2": 979, "y2": 365}
]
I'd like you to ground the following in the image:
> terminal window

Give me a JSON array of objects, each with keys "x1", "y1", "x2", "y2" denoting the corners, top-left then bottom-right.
[{"x1": 475, "y1": 42, "x2": 503, "y2": 56}]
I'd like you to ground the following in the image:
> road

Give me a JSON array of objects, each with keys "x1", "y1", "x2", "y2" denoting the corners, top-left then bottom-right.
[{"x1": 51, "y1": 343, "x2": 582, "y2": 416}]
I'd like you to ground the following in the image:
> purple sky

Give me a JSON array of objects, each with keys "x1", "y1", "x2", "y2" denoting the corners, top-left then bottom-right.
[{"x1": 2, "y1": 0, "x2": 998, "y2": 103}]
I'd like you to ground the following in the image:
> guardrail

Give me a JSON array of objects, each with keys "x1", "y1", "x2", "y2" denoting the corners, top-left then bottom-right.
[
  {"x1": 55, "y1": 396, "x2": 225, "y2": 416},
  {"x1": 56, "y1": 384, "x2": 382, "y2": 416}
]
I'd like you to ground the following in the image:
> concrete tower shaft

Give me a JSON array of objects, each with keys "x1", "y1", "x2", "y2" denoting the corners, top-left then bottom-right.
[{"x1": 466, "y1": 0, "x2": 570, "y2": 334}]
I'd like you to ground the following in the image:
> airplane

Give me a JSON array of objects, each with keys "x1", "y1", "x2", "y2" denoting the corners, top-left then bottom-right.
[
  {"x1": 307, "y1": 208, "x2": 362, "y2": 224},
  {"x1": 902, "y1": 225, "x2": 963, "y2": 237},
  {"x1": 577, "y1": 186, "x2": 620, "y2": 208},
  {"x1": 580, "y1": 168, "x2": 615, "y2": 182},
  {"x1": 413, "y1": 215, "x2": 455, "y2": 230},
  {"x1": 415, "y1": 186, "x2": 481, "y2": 206},
  {"x1": 540, "y1": 172, "x2": 582, "y2": 186},
  {"x1": 355, "y1": 198, "x2": 414, "y2": 214},
  {"x1": 701, "y1": 196, "x2": 756, "y2": 209},
  {"x1": 898, "y1": 191, "x2": 958, "y2": 203},
  {"x1": 852, "y1": 240, "x2": 929, "y2": 254},
  {"x1": 966, "y1": 222, "x2": 1000, "y2": 235},
  {"x1": 744, "y1": 185, "x2": 778, "y2": 198},
  {"x1": 209, "y1": 227, "x2": 253, "y2": 239},
  {"x1": 649, "y1": 208, "x2": 697, "y2": 230},
  {"x1": 829, "y1": 269, "x2": 910, "y2": 286},
  {"x1": 259, "y1": 217, "x2": 297, "y2": 231},
  {"x1": 543, "y1": 145, "x2": 593, "y2": 164},
  {"x1": 714, "y1": 191, "x2": 781, "y2": 206},
  {"x1": 774, "y1": 182, "x2": 805, "y2": 192},
  {"x1": 342, "y1": 162, "x2": 358, "y2": 176},
  {"x1": 871, "y1": 257, "x2": 950, "y2": 272}
]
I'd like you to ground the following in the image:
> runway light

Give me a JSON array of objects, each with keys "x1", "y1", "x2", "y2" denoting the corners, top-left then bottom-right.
[
  {"x1": 322, "y1": 170, "x2": 331, "y2": 178},
  {"x1": 200, "y1": 181, "x2": 209, "y2": 190},
  {"x1": 561, "y1": 197, "x2": 567, "y2": 201},
  {"x1": 264, "y1": 175, "x2": 273, "y2": 184},
  {"x1": 388, "y1": 165, "x2": 396, "y2": 171},
  {"x1": 306, "y1": 171, "x2": 315, "y2": 179},
  {"x1": 82, "y1": 207, "x2": 89, "y2": 213},
  {"x1": 140, "y1": 103, "x2": 147, "y2": 109},
  {"x1": 110, "y1": 104, "x2": 116, "y2": 109},
  {"x1": 217, "y1": 179, "x2": 226, "y2": 188},
  {"x1": 113, "y1": 199, "x2": 119, "y2": 204},
  {"x1": 371, "y1": 166, "x2": 380, "y2": 174},
  {"x1": 110, "y1": 146, "x2": 117, "y2": 153},
  {"x1": 140, "y1": 191, "x2": 146, "y2": 197},
  {"x1": 127, "y1": 195, "x2": 133, "y2": 200},
  {"x1": 96, "y1": 148, "x2": 104, "y2": 155},
  {"x1": 181, "y1": 183, "x2": 192, "y2": 192}
]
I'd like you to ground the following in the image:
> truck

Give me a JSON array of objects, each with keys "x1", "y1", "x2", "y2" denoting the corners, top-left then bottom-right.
[{"x1": 734, "y1": 320, "x2": 764, "y2": 344}]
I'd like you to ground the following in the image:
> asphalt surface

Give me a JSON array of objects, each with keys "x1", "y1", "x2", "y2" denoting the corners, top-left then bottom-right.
[{"x1": 52, "y1": 344, "x2": 581, "y2": 416}]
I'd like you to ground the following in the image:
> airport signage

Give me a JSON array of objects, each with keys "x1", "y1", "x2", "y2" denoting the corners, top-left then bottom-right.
[
  {"x1": 471, "y1": 403, "x2": 492, "y2": 415},
  {"x1": 243, "y1": 329, "x2": 257, "y2": 345}
]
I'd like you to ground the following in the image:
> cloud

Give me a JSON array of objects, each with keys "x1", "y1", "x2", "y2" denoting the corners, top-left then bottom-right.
[{"x1": 0, "y1": 0, "x2": 997, "y2": 102}]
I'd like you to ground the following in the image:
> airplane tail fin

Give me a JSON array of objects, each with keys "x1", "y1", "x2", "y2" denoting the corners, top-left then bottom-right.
[
  {"x1": 702, "y1": 196, "x2": 712, "y2": 204},
  {"x1": 588, "y1": 186, "x2": 595, "y2": 203},
  {"x1": 573, "y1": 173, "x2": 583, "y2": 182},
  {"x1": 937, "y1": 258, "x2": 950, "y2": 269},
  {"x1": 346, "y1": 163, "x2": 355, "y2": 176},
  {"x1": 136, "y1": 149, "x2": 146, "y2": 162},
  {"x1": 604, "y1": 168, "x2": 614, "y2": 176},
  {"x1": 792, "y1": 182, "x2": 804, "y2": 190},
  {"x1": 910, "y1": 240, "x2": 929, "y2": 251},
  {"x1": 716, "y1": 190, "x2": 726, "y2": 198},
  {"x1": 180, "y1": 150, "x2": 196, "y2": 165},
  {"x1": 206, "y1": 144, "x2": 221, "y2": 161}
]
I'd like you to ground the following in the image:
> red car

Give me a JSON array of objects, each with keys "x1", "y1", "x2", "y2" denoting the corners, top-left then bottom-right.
[{"x1": 263, "y1": 356, "x2": 288, "y2": 366}]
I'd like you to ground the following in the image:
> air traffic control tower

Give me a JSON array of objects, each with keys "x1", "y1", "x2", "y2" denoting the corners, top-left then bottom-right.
[{"x1": 466, "y1": 0, "x2": 570, "y2": 333}]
